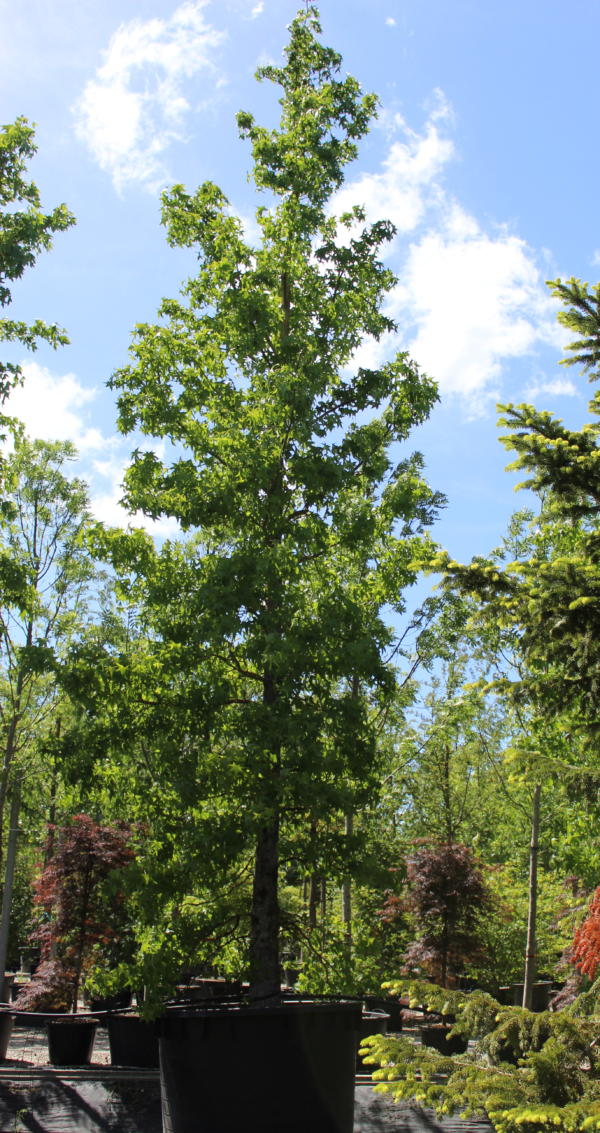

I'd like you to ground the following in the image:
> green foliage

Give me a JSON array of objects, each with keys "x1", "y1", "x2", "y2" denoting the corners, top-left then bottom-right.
[
  {"x1": 0, "y1": 117, "x2": 75, "y2": 396},
  {"x1": 60, "y1": 6, "x2": 443, "y2": 999},
  {"x1": 547, "y1": 277, "x2": 600, "y2": 383},
  {"x1": 364, "y1": 978, "x2": 600, "y2": 1133}
]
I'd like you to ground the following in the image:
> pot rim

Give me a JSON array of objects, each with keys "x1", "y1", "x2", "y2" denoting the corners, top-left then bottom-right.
[{"x1": 162, "y1": 999, "x2": 364, "y2": 1020}]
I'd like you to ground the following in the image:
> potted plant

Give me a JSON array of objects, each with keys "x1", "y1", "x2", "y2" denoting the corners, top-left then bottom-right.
[
  {"x1": 14, "y1": 816, "x2": 134, "y2": 1063},
  {"x1": 107, "y1": 1010, "x2": 159, "y2": 1069},
  {"x1": 381, "y1": 841, "x2": 491, "y2": 988},
  {"x1": 62, "y1": 6, "x2": 441, "y2": 1130}
]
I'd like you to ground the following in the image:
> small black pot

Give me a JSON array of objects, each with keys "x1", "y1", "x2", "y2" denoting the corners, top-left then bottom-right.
[
  {"x1": 357, "y1": 1009, "x2": 389, "y2": 1070},
  {"x1": 158, "y1": 999, "x2": 360, "y2": 1133},
  {"x1": 90, "y1": 990, "x2": 132, "y2": 1012},
  {"x1": 509, "y1": 982, "x2": 553, "y2": 1012},
  {"x1": 0, "y1": 1012, "x2": 14, "y2": 1060},
  {"x1": 364, "y1": 997, "x2": 402, "y2": 1032},
  {"x1": 107, "y1": 1013, "x2": 159, "y2": 1068},
  {"x1": 47, "y1": 1018, "x2": 98, "y2": 1066},
  {"x1": 420, "y1": 1024, "x2": 468, "y2": 1056}
]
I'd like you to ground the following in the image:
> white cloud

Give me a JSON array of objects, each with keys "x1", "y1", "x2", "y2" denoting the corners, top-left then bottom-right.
[
  {"x1": 334, "y1": 102, "x2": 454, "y2": 237},
  {"x1": 251, "y1": 2, "x2": 264, "y2": 16},
  {"x1": 74, "y1": 1, "x2": 225, "y2": 192},
  {"x1": 386, "y1": 17, "x2": 396, "y2": 26},
  {"x1": 524, "y1": 374, "x2": 579, "y2": 400},
  {"x1": 592, "y1": 250, "x2": 600, "y2": 266},
  {"x1": 334, "y1": 98, "x2": 562, "y2": 407},
  {"x1": 390, "y1": 214, "x2": 560, "y2": 409},
  {"x1": 9, "y1": 362, "x2": 106, "y2": 452},
  {"x1": 90, "y1": 452, "x2": 180, "y2": 537},
  {"x1": 7, "y1": 363, "x2": 179, "y2": 536}
]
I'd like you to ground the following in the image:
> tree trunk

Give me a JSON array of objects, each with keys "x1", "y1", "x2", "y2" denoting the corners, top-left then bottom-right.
[
  {"x1": 523, "y1": 784, "x2": 541, "y2": 1010},
  {"x1": 0, "y1": 779, "x2": 21, "y2": 986},
  {"x1": 72, "y1": 863, "x2": 92, "y2": 1013},
  {"x1": 248, "y1": 818, "x2": 280, "y2": 1004},
  {"x1": 0, "y1": 671, "x2": 25, "y2": 874},
  {"x1": 248, "y1": 663, "x2": 281, "y2": 1005},
  {"x1": 342, "y1": 812, "x2": 353, "y2": 946},
  {"x1": 45, "y1": 722, "x2": 60, "y2": 868},
  {"x1": 441, "y1": 913, "x2": 448, "y2": 989},
  {"x1": 308, "y1": 871, "x2": 318, "y2": 928}
]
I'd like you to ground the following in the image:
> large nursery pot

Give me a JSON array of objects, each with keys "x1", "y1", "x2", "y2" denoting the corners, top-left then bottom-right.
[
  {"x1": 47, "y1": 1017, "x2": 99, "y2": 1066},
  {"x1": 420, "y1": 1023, "x2": 468, "y2": 1056},
  {"x1": 107, "y1": 1012, "x2": 159, "y2": 1068},
  {"x1": 356, "y1": 1009, "x2": 389, "y2": 1071},
  {"x1": 158, "y1": 999, "x2": 361, "y2": 1133},
  {"x1": 0, "y1": 1012, "x2": 14, "y2": 1060}
]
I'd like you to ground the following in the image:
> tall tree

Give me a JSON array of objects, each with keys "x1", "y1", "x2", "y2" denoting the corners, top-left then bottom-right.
[
  {"x1": 0, "y1": 438, "x2": 94, "y2": 978},
  {"x1": 73, "y1": 7, "x2": 442, "y2": 1006},
  {"x1": 0, "y1": 117, "x2": 75, "y2": 400}
]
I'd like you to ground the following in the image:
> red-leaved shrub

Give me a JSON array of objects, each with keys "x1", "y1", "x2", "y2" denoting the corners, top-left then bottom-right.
[
  {"x1": 572, "y1": 886, "x2": 600, "y2": 980},
  {"x1": 15, "y1": 815, "x2": 134, "y2": 1013}
]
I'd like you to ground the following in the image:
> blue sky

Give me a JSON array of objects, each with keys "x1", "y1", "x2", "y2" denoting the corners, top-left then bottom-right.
[{"x1": 2, "y1": 0, "x2": 599, "y2": 569}]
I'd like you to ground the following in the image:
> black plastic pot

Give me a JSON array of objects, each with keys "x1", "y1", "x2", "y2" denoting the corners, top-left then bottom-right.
[
  {"x1": 90, "y1": 989, "x2": 132, "y2": 1012},
  {"x1": 158, "y1": 1000, "x2": 361, "y2": 1133},
  {"x1": 420, "y1": 1024, "x2": 468, "y2": 1056},
  {"x1": 47, "y1": 1018, "x2": 98, "y2": 1066},
  {"x1": 364, "y1": 997, "x2": 402, "y2": 1032},
  {"x1": 509, "y1": 982, "x2": 553, "y2": 1012},
  {"x1": 357, "y1": 1009, "x2": 389, "y2": 1070},
  {"x1": 107, "y1": 1013, "x2": 159, "y2": 1068},
  {"x1": 175, "y1": 980, "x2": 241, "y2": 1003},
  {"x1": 0, "y1": 1012, "x2": 14, "y2": 1059}
]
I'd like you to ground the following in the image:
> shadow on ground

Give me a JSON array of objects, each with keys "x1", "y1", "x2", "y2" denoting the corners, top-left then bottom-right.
[{"x1": 0, "y1": 1081, "x2": 493, "y2": 1132}]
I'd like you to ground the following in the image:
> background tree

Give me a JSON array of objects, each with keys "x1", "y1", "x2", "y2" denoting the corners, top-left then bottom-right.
[
  {"x1": 0, "y1": 117, "x2": 74, "y2": 400},
  {"x1": 0, "y1": 438, "x2": 95, "y2": 978},
  {"x1": 381, "y1": 841, "x2": 491, "y2": 988}
]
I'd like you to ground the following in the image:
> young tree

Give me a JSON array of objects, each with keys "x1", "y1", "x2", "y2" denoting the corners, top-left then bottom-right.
[
  {"x1": 571, "y1": 887, "x2": 600, "y2": 981},
  {"x1": 16, "y1": 815, "x2": 134, "y2": 1013},
  {"x1": 381, "y1": 841, "x2": 491, "y2": 988},
  {"x1": 0, "y1": 438, "x2": 95, "y2": 977},
  {"x1": 73, "y1": 7, "x2": 442, "y2": 1006}
]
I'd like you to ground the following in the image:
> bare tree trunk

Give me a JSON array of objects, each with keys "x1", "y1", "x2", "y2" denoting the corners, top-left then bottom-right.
[
  {"x1": 523, "y1": 784, "x2": 541, "y2": 1011},
  {"x1": 441, "y1": 914, "x2": 448, "y2": 989},
  {"x1": 342, "y1": 812, "x2": 353, "y2": 946},
  {"x1": 248, "y1": 818, "x2": 280, "y2": 1005},
  {"x1": 45, "y1": 721, "x2": 60, "y2": 868},
  {"x1": 320, "y1": 876, "x2": 326, "y2": 920},
  {"x1": 248, "y1": 664, "x2": 281, "y2": 1006},
  {"x1": 72, "y1": 863, "x2": 93, "y2": 1013},
  {"x1": 0, "y1": 671, "x2": 25, "y2": 874},
  {"x1": 308, "y1": 871, "x2": 318, "y2": 928},
  {"x1": 0, "y1": 779, "x2": 22, "y2": 989}
]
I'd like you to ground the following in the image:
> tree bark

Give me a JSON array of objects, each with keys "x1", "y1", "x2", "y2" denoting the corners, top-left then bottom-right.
[
  {"x1": 342, "y1": 811, "x2": 353, "y2": 946},
  {"x1": 308, "y1": 871, "x2": 318, "y2": 928},
  {"x1": 441, "y1": 913, "x2": 448, "y2": 989},
  {"x1": 248, "y1": 818, "x2": 280, "y2": 1004},
  {"x1": 0, "y1": 779, "x2": 21, "y2": 986},
  {"x1": 523, "y1": 784, "x2": 541, "y2": 1010},
  {"x1": 248, "y1": 663, "x2": 281, "y2": 1005},
  {"x1": 72, "y1": 860, "x2": 93, "y2": 1013}
]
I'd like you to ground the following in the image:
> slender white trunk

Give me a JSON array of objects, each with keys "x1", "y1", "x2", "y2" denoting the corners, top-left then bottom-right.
[
  {"x1": 0, "y1": 780, "x2": 22, "y2": 990},
  {"x1": 523, "y1": 784, "x2": 541, "y2": 1011},
  {"x1": 342, "y1": 812, "x2": 353, "y2": 946}
]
